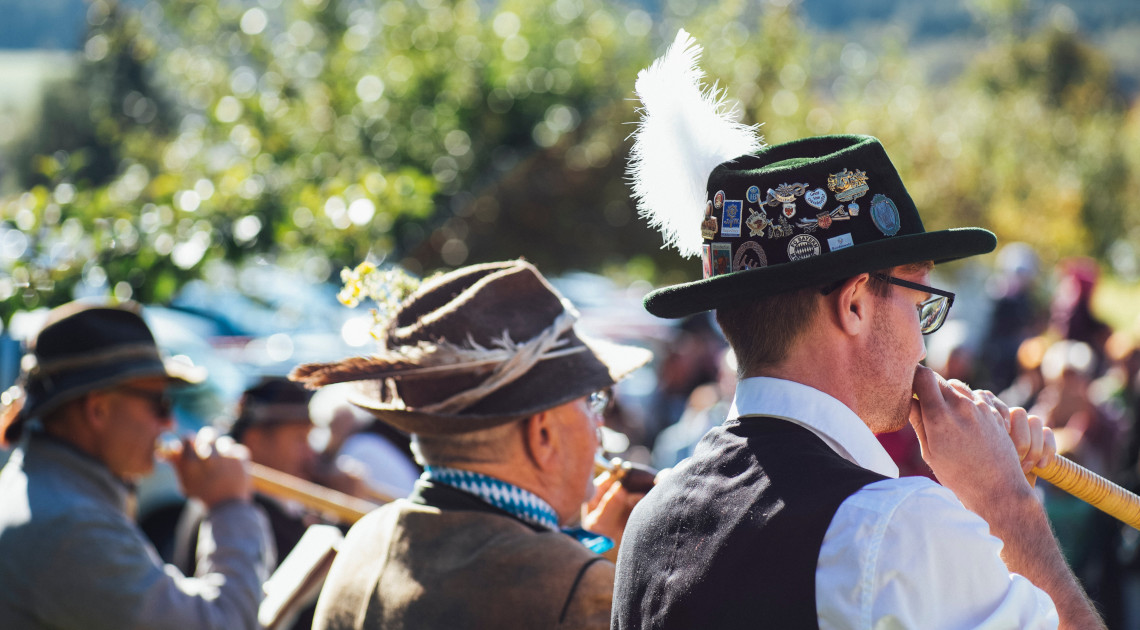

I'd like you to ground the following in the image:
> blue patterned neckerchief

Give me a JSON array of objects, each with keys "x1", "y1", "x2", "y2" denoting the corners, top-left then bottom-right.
[{"x1": 423, "y1": 465, "x2": 613, "y2": 554}]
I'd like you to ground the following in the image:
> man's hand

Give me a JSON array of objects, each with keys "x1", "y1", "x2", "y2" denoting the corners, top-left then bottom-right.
[
  {"x1": 582, "y1": 471, "x2": 645, "y2": 553},
  {"x1": 908, "y1": 365, "x2": 1052, "y2": 513},
  {"x1": 973, "y1": 388, "x2": 1056, "y2": 484},
  {"x1": 167, "y1": 428, "x2": 254, "y2": 509},
  {"x1": 910, "y1": 365, "x2": 1104, "y2": 630}
]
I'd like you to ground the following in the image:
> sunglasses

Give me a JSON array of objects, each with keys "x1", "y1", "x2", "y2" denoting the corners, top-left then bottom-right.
[
  {"x1": 116, "y1": 386, "x2": 175, "y2": 418},
  {"x1": 870, "y1": 274, "x2": 956, "y2": 335}
]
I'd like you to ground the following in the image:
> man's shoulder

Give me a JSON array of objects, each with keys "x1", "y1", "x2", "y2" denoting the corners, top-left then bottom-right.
[
  {"x1": 826, "y1": 475, "x2": 990, "y2": 550},
  {"x1": 1, "y1": 459, "x2": 124, "y2": 537},
  {"x1": 840, "y1": 475, "x2": 961, "y2": 519}
]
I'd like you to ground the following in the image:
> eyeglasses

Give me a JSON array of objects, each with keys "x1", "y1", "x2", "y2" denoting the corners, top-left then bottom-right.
[
  {"x1": 586, "y1": 390, "x2": 611, "y2": 422},
  {"x1": 870, "y1": 274, "x2": 956, "y2": 335},
  {"x1": 116, "y1": 386, "x2": 174, "y2": 419}
]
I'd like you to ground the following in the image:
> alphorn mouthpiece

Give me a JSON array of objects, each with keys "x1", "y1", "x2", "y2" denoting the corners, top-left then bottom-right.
[{"x1": 595, "y1": 454, "x2": 658, "y2": 494}]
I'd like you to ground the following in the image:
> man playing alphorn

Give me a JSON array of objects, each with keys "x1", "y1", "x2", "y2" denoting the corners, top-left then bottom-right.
[
  {"x1": 611, "y1": 31, "x2": 1103, "y2": 630},
  {"x1": 0, "y1": 302, "x2": 273, "y2": 630},
  {"x1": 292, "y1": 260, "x2": 650, "y2": 629}
]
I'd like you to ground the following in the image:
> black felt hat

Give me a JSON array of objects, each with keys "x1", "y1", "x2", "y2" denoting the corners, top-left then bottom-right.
[
  {"x1": 643, "y1": 135, "x2": 997, "y2": 318},
  {"x1": 291, "y1": 260, "x2": 651, "y2": 436},
  {"x1": 18, "y1": 301, "x2": 206, "y2": 422}
]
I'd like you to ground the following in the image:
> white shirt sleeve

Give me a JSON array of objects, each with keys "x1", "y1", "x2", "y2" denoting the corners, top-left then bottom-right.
[{"x1": 816, "y1": 477, "x2": 1059, "y2": 630}]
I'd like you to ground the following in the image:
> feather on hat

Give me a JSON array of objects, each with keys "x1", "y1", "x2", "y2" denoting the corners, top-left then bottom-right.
[{"x1": 628, "y1": 29, "x2": 764, "y2": 258}]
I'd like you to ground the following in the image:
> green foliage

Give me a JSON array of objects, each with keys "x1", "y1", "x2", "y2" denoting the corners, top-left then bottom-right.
[
  {"x1": 0, "y1": 0, "x2": 670, "y2": 322},
  {"x1": 1, "y1": 0, "x2": 1137, "y2": 327}
]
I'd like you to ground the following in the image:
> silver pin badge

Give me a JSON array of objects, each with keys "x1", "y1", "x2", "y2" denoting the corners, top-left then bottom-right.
[
  {"x1": 787, "y1": 234, "x2": 822, "y2": 261},
  {"x1": 870, "y1": 194, "x2": 901, "y2": 236},
  {"x1": 733, "y1": 241, "x2": 768, "y2": 271}
]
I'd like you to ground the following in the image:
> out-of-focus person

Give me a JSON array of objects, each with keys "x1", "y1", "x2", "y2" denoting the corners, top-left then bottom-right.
[
  {"x1": 980, "y1": 242, "x2": 1044, "y2": 392},
  {"x1": 174, "y1": 377, "x2": 358, "y2": 630},
  {"x1": 291, "y1": 260, "x2": 652, "y2": 630},
  {"x1": 649, "y1": 313, "x2": 725, "y2": 445},
  {"x1": 0, "y1": 301, "x2": 272, "y2": 630},
  {"x1": 1031, "y1": 340, "x2": 1121, "y2": 476},
  {"x1": 1030, "y1": 338, "x2": 1130, "y2": 623},
  {"x1": 309, "y1": 383, "x2": 420, "y2": 500},
  {"x1": 651, "y1": 348, "x2": 735, "y2": 470},
  {"x1": 999, "y1": 335, "x2": 1051, "y2": 409},
  {"x1": 1105, "y1": 329, "x2": 1140, "y2": 630},
  {"x1": 1050, "y1": 258, "x2": 1113, "y2": 366}
]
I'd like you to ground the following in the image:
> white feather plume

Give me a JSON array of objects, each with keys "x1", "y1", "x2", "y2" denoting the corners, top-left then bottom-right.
[{"x1": 628, "y1": 29, "x2": 764, "y2": 258}]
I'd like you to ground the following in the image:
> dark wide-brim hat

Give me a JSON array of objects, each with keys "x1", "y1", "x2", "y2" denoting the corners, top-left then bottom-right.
[
  {"x1": 19, "y1": 301, "x2": 206, "y2": 422},
  {"x1": 644, "y1": 135, "x2": 997, "y2": 318},
  {"x1": 291, "y1": 260, "x2": 652, "y2": 436}
]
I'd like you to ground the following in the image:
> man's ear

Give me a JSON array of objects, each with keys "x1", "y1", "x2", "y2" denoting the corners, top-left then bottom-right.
[
  {"x1": 83, "y1": 391, "x2": 113, "y2": 432},
  {"x1": 521, "y1": 410, "x2": 559, "y2": 472},
  {"x1": 833, "y1": 273, "x2": 872, "y2": 336}
]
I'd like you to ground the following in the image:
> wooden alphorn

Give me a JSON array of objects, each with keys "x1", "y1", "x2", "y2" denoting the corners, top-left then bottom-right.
[
  {"x1": 158, "y1": 438, "x2": 385, "y2": 525},
  {"x1": 249, "y1": 463, "x2": 383, "y2": 524},
  {"x1": 221, "y1": 447, "x2": 1140, "y2": 531},
  {"x1": 251, "y1": 455, "x2": 659, "y2": 525},
  {"x1": 1033, "y1": 455, "x2": 1140, "y2": 531}
]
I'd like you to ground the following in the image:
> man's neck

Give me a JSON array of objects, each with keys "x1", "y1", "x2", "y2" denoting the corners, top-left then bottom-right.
[
  {"x1": 749, "y1": 342, "x2": 862, "y2": 420},
  {"x1": 440, "y1": 460, "x2": 561, "y2": 519}
]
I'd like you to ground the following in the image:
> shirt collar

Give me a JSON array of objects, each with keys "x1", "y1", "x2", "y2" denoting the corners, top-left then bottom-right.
[
  {"x1": 421, "y1": 465, "x2": 560, "y2": 531},
  {"x1": 728, "y1": 377, "x2": 899, "y2": 478}
]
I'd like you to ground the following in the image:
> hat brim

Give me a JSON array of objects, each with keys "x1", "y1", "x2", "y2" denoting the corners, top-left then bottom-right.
[
  {"x1": 22, "y1": 356, "x2": 206, "y2": 422},
  {"x1": 645, "y1": 227, "x2": 996, "y2": 319},
  {"x1": 346, "y1": 335, "x2": 652, "y2": 436}
]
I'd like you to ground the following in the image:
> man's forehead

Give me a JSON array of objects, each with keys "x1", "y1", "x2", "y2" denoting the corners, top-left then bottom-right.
[
  {"x1": 115, "y1": 376, "x2": 168, "y2": 390},
  {"x1": 891, "y1": 262, "x2": 934, "y2": 279}
]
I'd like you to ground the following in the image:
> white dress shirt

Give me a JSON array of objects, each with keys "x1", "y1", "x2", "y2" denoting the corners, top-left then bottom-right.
[{"x1": 730, "y1": 377, "x2": 1059, "y2": 630}]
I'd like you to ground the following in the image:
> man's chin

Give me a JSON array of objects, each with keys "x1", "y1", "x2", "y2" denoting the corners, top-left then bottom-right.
[
  {"x1": 120, "y1": 459, "x2": 157, "y2": 482},
  {"x1": 868, "y1": 404, "x2": 911, "y2": 435}
]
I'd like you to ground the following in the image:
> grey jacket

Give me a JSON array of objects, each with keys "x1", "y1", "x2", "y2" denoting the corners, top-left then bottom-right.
[
  {"x1": 0, "y1": 433, "x2": 273, "y2": 630},
  {"x1": 312, "y1": 481, "x2": 614, "y2": 630}
]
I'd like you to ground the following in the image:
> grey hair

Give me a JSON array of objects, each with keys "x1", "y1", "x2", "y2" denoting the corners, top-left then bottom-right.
[{"x1": 410, "y1": 420, "x2": 523, "y2": 467}]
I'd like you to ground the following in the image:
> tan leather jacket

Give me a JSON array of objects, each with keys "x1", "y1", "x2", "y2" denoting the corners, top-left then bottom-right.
[{"x1": 312, "y1": 481, "x2": 614, "y2": 630}]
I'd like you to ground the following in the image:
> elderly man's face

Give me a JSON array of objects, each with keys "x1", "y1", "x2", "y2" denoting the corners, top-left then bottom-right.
[
  {"x1": 545, "y1": 395, "x2": 605, "y2": 523},
  {"x1": 93, "y1": 376, "x2": 174, "y2": 480}
]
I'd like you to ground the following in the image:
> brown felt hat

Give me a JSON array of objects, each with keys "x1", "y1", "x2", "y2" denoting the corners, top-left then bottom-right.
[
  {"x1": 18, "y1": 301, "x2": 206, "y2": 422},
  {"x1": 291, "y1": 260, "x2": 652, "y2": 436}
]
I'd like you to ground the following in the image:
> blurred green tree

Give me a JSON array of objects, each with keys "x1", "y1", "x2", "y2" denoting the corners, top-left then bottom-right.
[
  {"x1": 0, "y1": 0, "x2": 675, "y2": 322},
  {"x1": 1, "y1": 0, "x2": 1136, "y2": 326}
]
